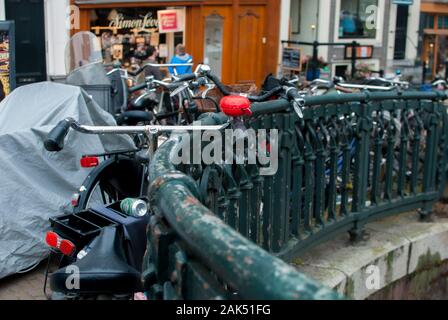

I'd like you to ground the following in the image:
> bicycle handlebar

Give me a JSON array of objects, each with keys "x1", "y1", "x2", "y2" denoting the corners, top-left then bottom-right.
[
  {"x1": 44, "y1": 118, "x2": 228, "y2": 152},
  {"x1": 173, "y1": 73, "x2": 198, "y2": 82},
  {"x1": 205, "y1": 72, "x2": 231, "y2": 96},
  {"x1": 128, "y1": 74, "x2": 194, "y2": 94},
  {"x1": 432, "y1": 79, "x2": 447, "y2": 87},
  {"x1": 250, "y1": 99, "x2": 291, "y2": 117},
  {"x1": 128, "y1": 63, "x2": 194, "y2": 77},
  {"x1": 128, "y1": 82, "x2": 148, "y2": 93},
  {"x1": 129, "y1": 62, "x2": 286, "y2": 103},
  {"x1": 205, "y1": 71, "x2": 285, "y2": 102},
  {"x1": 336, "y1": 83, "x2": 396, "y2": 91},
  {"x1": 44, "y1": 119, "x2": 72, "y2": 152}
]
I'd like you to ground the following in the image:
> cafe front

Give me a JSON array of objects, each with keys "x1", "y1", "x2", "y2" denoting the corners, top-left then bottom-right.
[
  {"x1": 421, "y1": 1, "x2": 448, "y2": 80},
  {"x1": 72, "y1": 0, "x2": 281, "y2": 86}
]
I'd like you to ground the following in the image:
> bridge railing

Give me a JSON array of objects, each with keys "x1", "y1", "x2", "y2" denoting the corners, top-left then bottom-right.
[
  {"x1": 143, "y1": 91, "x2": 447, "y2": 299},
  {"x1": 247, "y1": 91, "x2": 448, "y2": 260}
]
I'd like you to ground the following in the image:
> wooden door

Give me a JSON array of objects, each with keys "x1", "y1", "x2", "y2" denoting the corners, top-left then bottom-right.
[
  {"x1": 422, "y1": 34, "x2": 437, "y2": 80},
  {"x1": 201, "y1": 6, "x2": 232, "y2": 83},
  {"x1": 187, "y1": 3, "x2": 275, "y2": 86},
  {"x1": 234, "y1": 6, "x2": 266, "y2": 86}
]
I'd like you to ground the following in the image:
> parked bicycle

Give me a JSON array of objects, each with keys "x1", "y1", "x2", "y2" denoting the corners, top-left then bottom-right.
[
  {"x1": 42, "y1": 66, "x2": 312, "y2": 300},
  {"x1": 63, "y1": 65, "x2": 304, "y2": 213},
  {"x1": 43, "y1": 119, "x2": 227, "y2": 300}
]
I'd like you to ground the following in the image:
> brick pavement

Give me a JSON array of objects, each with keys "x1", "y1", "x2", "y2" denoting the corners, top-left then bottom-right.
[{"x1": 0, "y1": 260, "x2": 48, "y2": 300}]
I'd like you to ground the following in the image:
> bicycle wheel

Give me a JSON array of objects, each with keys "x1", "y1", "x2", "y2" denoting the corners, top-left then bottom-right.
[
  {"x1": 74, "y1": 156, "x2": 145, "y2": 212},
  {"x1": 84, "y1": 179, "x2": 121, "y2": 209}
]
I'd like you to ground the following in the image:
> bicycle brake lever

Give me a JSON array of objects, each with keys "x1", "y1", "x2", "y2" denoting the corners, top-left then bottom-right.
[
  {"x1": 201, "y1": 84, "x2": 215, "y2": 99},
  {"x1": 284, "y1": 86, "x2": 304, "y2": 119},
  {"x1": 170, "y1": 82, "x2": 189, "y2": 97},
  {"x1": 292, "y1": 98, "x2": 304, "y2": 119}
]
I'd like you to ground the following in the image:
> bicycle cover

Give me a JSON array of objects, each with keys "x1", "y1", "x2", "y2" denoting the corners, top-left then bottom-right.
[{"x1": 0, "y1": 82, "x2": 133, "y2": 279}]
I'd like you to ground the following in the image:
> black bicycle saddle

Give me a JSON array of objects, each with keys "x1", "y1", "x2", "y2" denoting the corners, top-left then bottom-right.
[
  {"x1": 116, "y1": 110, "x2": 154, "y2": 126},
  {"x1": 50, "y1": 226, "x2": 142, "y2": 295}
]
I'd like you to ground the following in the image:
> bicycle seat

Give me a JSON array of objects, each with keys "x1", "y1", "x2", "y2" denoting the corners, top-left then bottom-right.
[
  {"x1": 116, "y1": 110, "x2": 154, "y2": 126},
  {"x1": 130, "y1": 93, "x2": 158, "y2": 111},
  {"x1": 357, "y1": 78, "x2": 392, "y2": 87},
  {"x1": 50, "y1": 226, "x2": 142, "y2": 294}
]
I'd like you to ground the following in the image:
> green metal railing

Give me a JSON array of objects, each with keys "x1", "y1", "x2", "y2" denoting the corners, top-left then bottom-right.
[
  {"x1": 143, "y1": 91, "x2": 447, "y2": 299},
  {"x1": 248, "y1": 91, "x2": 447, "y2": 260}
]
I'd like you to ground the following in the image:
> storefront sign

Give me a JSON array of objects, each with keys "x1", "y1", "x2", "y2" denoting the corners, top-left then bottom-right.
[
  {"x1": 0, "y1": 21, "x2": 16, "y2": 102},
  {"x1": 109, "y1": 12, "x2": 158, "y2": 30},
  {"x1": 157, "y1": 9, "x2": 184, "y2": 33},
  {"x1": 98, "y1": 9, "x2": 184, "y2": 33}
]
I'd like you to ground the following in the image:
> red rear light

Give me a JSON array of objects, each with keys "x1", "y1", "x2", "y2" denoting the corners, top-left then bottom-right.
[
  {"x1": 220, "y1": 95, "x2": 252, "y2": 117},
  {"x1": 45, "y1": 231, "x2": 76, "y2": 256},
  {"x1": 80, "y1": 156, "x2": 99, "y2": 168},
  {"x1": 45, "y1": 231, "x2": 58, "y2": 248},
  {"x1": 60, "y1": 239, "x2": 76, "y2": 256}
]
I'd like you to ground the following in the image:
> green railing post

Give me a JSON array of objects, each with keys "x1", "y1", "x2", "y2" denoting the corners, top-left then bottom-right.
[
  {"x1": 421, "y1": 100, "x2": 441, "y2": 220},
  {"x1": 350, "y1": 100, "x2": 372, "y2": 240}
]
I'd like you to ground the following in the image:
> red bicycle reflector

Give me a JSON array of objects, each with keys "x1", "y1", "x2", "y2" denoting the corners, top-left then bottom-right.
[
  {"x1": 220, "y1": 95, "x2": 252, "y2": 117},
  {"x1": 71, "y1": 193, "x2": 80, "y2": 207},
  {"x1": 45, "y1": 231, "x2": 59, "y2": 248},
  {"x1": 80, "y1": 156, "x2": 99, "y2": 168},
  {"x1": 59, "y1": 239, "x2": 76, "y2": 256}
]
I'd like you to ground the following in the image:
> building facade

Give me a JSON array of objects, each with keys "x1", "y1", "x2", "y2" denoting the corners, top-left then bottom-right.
[
  {"x1": 2, "y1": 0, "x2": 436, "y2": 87},
  {"x1": 0, "y1": 0, "x2": 69, "y2": 86},
  {"x1": 284, "y1": 0, "x2": 422, "y2": 81},
  {"x1": 0, "y1": 0, "x2": 282, "y2": 87}
]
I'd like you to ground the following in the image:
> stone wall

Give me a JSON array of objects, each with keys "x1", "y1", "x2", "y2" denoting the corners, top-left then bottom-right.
[{"x1": 293, "y1": 208, "x2": 448, "y2": 300}]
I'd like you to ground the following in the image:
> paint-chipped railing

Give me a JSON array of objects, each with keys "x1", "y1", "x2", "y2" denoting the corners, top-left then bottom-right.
[
  {"x1": 245, "y1": 91, "x2": 448, "y2": 260},
  {"x1": 143, "y1": 113, "x2": 341, "y2": 299},
  {"x1": 143, "y1": 91, "x2": 447, "y2": 299}
]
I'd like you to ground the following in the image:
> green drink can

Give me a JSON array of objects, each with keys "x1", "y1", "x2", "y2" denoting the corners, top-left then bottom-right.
[{"x1": 120, "y1": 198, "x2": 148, "y2": 217}]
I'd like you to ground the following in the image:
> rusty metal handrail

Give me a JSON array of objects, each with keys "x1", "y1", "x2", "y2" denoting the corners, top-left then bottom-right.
[{"x1": 143, "y1": 113, "x2": 342, "y2": 300}]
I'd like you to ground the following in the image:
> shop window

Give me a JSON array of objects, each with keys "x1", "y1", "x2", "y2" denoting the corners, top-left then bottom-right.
[
  {"x1": 290, "y1": 0, "x2": 301, "y2": 34},
  {"x1": 89, "y1": 7, "x2": 183, "y2": 73},
  {"x1": 203, "y1": 14, "x2": 224, "y2": 78},
  {"x1": 339, "y1": 0, "x2": 378, "y2": 39},
  {"x1": 420, "y1": 13, "x2": 435, "y2": 29},
  {"x1": 438, "y1": 16, "x2": 448, "y2": 29}
]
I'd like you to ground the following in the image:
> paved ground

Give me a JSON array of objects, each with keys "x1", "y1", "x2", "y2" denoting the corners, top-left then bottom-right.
[
  {"x1": 0, "y1": 260, "x2": 48, "y2": 300},
  {"x1": 293, "y1": 206, "x2": 448, "y2": 299},
  {"x1": 1, "y1": 202, "x2": 447, "y2": 300}
]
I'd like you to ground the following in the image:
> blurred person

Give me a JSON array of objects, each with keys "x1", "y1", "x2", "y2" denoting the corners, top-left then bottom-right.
[
  {"x1": 134, "y1": 43, "x2": 149, "y2": 62},
  {"x1": 144, "y1": 45, "x2": 163, "y2": 80},
  {"x1": 169, "y1": 44, "x2": 193, "y2": 75},
  {"x1": 437, "y1": 63, "x2": 446, "y2": 80},
  {"x1": 341, "y1": 10, "x2": 356, "y2": 36}
]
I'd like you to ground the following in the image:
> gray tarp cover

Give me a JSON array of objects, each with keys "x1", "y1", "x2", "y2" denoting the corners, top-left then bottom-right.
[{"x1": 0, "y1": 82, "x2": 133, "y2": 279}]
